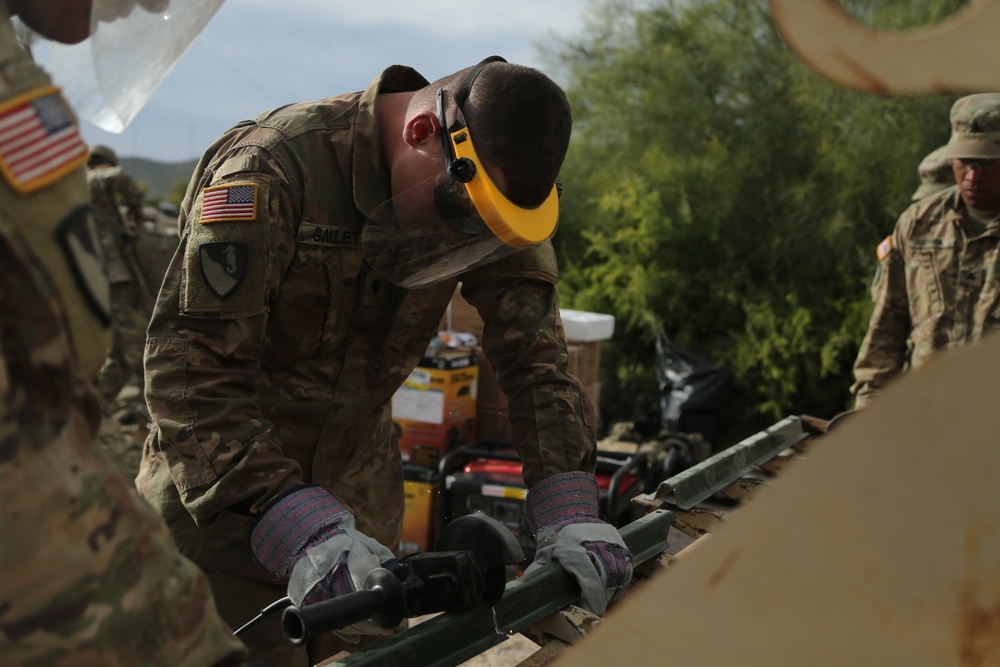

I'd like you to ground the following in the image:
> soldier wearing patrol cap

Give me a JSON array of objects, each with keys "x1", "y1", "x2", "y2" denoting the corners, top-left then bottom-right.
[
  {"x1": 86, "y1": 143, "x2": 153, "y2": 417},
  {"x1": 140, "y1": 56, "x2": 632, "y2": 665},
  {"x1": 0, "y1": 0, "x2": 246, "y2": 665},
  {"x1": 852, "y1": 93, "x2": 1000, "y2": 409},
  {"x1": 910, "y1": 145, "x2": 954, "y2": 201}
]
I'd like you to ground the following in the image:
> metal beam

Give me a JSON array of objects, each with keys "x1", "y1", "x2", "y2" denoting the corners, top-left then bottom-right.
[
  {"x1": 327, "y1": 509, "x2": 673, "y2": 667},
  {"x1": 639, "y1": 415, "x2": 808, "y2": 510}
]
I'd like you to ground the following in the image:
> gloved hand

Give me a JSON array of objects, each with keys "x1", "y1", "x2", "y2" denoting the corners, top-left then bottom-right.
[
  {"x1": 250, "y1": 484, "x2": 396, "y2": 640},
  {"x1": 523, "y1": 471, "x2": 633, "y2": 616}
]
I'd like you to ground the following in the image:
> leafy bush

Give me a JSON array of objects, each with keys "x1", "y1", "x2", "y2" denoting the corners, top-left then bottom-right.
[{"x1": 548, "y1": 0, "x2": 967, "y2": 445}]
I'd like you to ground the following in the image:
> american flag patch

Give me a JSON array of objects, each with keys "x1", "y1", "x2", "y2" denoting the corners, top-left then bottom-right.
[
  {"x1": 0, "y1": 87, "x2": 87, "y2": 195},
  {"x1": 199, "y1": 183, "x2": 258, "y2": 223},
  {"x1": 876, "y1": 235, "x2": 893, "y2": 261}
]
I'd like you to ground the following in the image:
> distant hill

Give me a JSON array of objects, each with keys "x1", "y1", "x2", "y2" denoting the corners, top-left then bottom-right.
[{"x1": 120, "y1": 157, "x2": 199, "y2": 203}]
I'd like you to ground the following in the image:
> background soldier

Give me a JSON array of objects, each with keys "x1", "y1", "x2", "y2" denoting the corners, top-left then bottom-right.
[
  {"x1": 0, "y1": 0, "x2": 245, "y2": 664},
  {"x1": 87, "y1": 143, "x2": 153, "y2": 419},
  {"x1": 910, "y1": 144, "x2": 954, "y2": 201},
  {"x1": 852, "y1": 93, "x2": 1000, "y2": 408}
]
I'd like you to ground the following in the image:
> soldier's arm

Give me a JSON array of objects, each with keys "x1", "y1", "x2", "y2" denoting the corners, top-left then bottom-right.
[
  {"x1": 460, "y1": 242, "x2": 598, "y2": 489},
  {"x1": 850, "y1": 221, "x2": 912, "y2": 409},
  {"x1": 109, "y1": 168, "x2": 145, "y2": 226},
  {"x1": 143, "y1": 144, "x2": 303, "y2": 525}
]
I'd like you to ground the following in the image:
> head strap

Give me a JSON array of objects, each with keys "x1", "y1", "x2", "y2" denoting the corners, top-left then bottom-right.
[{"x1": 454, "y1": 55, "x2": 507, "y2": 109}]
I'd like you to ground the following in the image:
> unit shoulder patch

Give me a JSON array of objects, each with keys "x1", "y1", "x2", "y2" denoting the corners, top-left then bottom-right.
[
  {"x1": 0, "y1": 86, "x2": 87, "y2": 195},
  {"x1": 199, "y1": 182, "x2": 259, "y2": 223},
  {"x1": 199, "y1": 242, "x2": 248, "y2": 299}
]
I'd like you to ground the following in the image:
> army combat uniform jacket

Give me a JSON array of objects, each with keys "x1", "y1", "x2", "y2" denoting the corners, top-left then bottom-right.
[
  {"x1": 88, "y1": 165, "x2": 144, "y2": 284},
  {"x1": 0, "y1": 19, "x2": 244, "y2": 666},
  {"x1": 852, "y1": 186, "x2": 1000, "y2": 408},
  {"x1": 138, "y1": 66, "x2": 597, "y2": 581}
]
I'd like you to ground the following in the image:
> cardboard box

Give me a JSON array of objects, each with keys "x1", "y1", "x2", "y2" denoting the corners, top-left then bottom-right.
[
  {"x1": 392, "y1": 351, "x2": 478, "y2": 467},
  {"x1": 438, "y1": 287, "x2": 609, "y2": 438},
  {"x1": 399, "y1": 465, "x2": 438, "y2": 556},
  {"x1": 570, "y1": 341, "x2": 603, "y2": 387}
]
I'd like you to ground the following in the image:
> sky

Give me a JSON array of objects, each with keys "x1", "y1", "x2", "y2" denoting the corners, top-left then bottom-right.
[{"x1": 42, "y1": 0, "x2": 598, "y2": 163}]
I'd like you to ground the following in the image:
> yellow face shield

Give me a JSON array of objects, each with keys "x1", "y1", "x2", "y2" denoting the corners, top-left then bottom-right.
[
  {"x1": 363, "y1": 56, "x2": 563, "y2": 289},
  {"x1": 438, "y1": 56, "x2": 560, "y2": 249}
]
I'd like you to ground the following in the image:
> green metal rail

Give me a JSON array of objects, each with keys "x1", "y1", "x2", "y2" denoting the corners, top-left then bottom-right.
[
  {"x1": 640, "y1": 415, "x2": 809, "y2": 510},
  {"x1": 328, "y1": 509, "x2": 673, "y2": 667}
]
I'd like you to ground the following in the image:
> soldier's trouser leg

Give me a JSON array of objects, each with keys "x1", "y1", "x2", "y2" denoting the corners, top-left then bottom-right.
[{"x1": 205, "y1": 568, "x2": 364, "y2": 667}]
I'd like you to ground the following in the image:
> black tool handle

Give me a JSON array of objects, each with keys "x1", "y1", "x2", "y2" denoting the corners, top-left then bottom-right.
[{"x1": 281, "y1": 569, "x2": 405, "y2": 645}]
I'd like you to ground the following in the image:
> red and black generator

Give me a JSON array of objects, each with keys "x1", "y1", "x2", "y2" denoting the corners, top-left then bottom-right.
[{"x1": 435, "y1": 439, "x2": 651, "y2": 566}]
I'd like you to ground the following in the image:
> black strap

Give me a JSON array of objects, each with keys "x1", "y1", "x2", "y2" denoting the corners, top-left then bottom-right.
[{"x1": 454, "y1": 55, "x2": 507, "y2": 107}]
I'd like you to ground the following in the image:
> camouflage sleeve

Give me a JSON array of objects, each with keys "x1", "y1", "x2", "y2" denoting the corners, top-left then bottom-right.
[
  {"x1": 0, "y1": 408, "x2": 247, "y2": 666},
  {"x1": 144, "y1": 143, "x2": 304, "y2": 524},
  {"x1": 461, "y1": 242, "x2": 598, "y2": 489},
  {"x1": 850, "y1": 217, "x2": 912, "y2": 409},
  {"x1": 1, "y1": 224, "x2": 245, "y2": 665},
  {"x1": 109, "y1": 168, "x2": 144, "y2": 210}
]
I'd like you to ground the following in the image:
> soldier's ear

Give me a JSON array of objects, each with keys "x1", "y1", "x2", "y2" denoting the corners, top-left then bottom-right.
[{"x1": 404, "y1": 113, "x2": 437, "y2": 148}]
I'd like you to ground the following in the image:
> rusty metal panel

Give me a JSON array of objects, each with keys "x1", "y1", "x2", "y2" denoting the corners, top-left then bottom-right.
[
  {"x1": 551, "y1": 331, "x2": 1000, "y2": 666},
  {"x1": 769, "y1": 0, "x2": 1000, "y2": 94}
]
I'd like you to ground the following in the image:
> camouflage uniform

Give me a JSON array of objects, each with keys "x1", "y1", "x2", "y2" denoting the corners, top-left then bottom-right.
[
  {"x1": 852, "y1": 94, "x2": 1000, "y2": 409},
  {"x1": 0, "y1": 19, "x2": 245, "y2": 666},
  {"x1": 88, "y1": 160, "x2": 152, "y2": 408},
  {"x1": 139, "y1": 65, "x2": 596, "y2": 663},
  {"x1": 852, "y1": 198, "x2": 1000, "y2": 409}
]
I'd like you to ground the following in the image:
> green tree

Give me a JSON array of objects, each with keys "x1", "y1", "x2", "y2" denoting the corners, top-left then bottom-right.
[{"x1": 548, "y1": 0, "x2": 968, "y2": 445}]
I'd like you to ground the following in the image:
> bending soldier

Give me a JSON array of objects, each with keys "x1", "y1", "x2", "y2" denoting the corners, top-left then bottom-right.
[{"x1": 140, "y1": 57, "x2": 633, "y2": 666}]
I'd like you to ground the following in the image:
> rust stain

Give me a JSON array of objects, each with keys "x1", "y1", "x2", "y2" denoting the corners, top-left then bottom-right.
[
  {"x1": 954, "y1": 522, "x2": 1000, "y2": 666},
  {"x1": 955, "y1": 584, "x2": 1000, "y2": 666},
  {"x1": 706, "y1": 548, "x2": 740, "y2": 592}
]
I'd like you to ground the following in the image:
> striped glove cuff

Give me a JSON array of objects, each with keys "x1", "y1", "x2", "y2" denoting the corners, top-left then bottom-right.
[
  {"x1": 525, "y1": 471, "x2": 602, "y2": 534},
  {"x1": 250, "y1": 485, "x2": 350, "y2": 577}
]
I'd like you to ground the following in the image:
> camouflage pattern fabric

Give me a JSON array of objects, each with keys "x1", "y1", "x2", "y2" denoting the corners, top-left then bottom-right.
[
  {"x1": 138, "y1": 66, "x2": 596, "y2": 651},
  {"x1": 911, "y1": 145, "x2": 953, "y2": 201},
  {"x1": 0, "y1": 19, "x2": 246, "y2": 666},
  {"x1": 95, "y1": 278, "x2": 149, "y2": 407},
  {"x1": 851, "y1": 186, "x2": 1000, "y2": 408},
  {"x1": 88, "y1": 166, "x2": 151, "y2": 406},
  {"x1": 941, "y1": 93, "x2": 1000, "y2": 160},
  {"x1": 88, "y1": 166, "x2": 144, "y2": 284}
]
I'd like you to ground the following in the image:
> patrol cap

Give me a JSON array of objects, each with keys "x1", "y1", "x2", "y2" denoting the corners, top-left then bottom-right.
[
  {"x1": 942, "y1": 93, "x2": 1000, "y2": 160},
  {"x1": 911, "y1": 145, "x2": 953, "y2": 201},
  {"x1": 89, "y1": 144, "x2": 119, "y2": 165}
]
